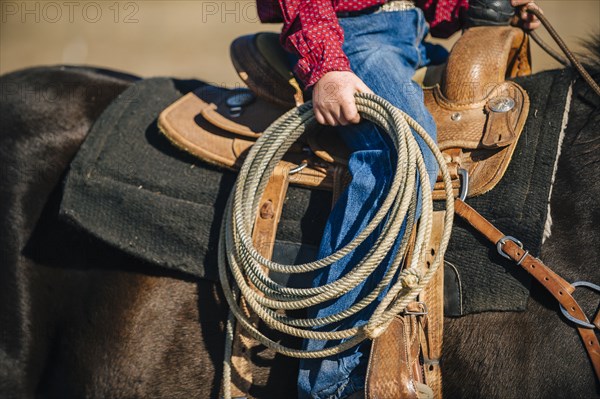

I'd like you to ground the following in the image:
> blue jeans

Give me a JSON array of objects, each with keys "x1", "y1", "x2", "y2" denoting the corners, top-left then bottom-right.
[{"x1": 296, "y1": 8, "x2": 439, "y2": 399}]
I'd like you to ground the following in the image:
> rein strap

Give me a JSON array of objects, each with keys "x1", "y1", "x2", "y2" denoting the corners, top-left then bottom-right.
[{"x1": 454, "y1": 199, "x2": 600, "y2": 380}]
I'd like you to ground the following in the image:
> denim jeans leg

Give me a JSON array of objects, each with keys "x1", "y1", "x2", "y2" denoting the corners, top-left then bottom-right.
[
  {"x1": 298, "y1": 122, "x2": 396, "y2": 399},
  {"x1": 297, "y1": 8, "x2": 439, "y2": 399}
]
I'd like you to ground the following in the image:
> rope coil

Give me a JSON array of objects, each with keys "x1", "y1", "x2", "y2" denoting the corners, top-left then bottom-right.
[{"x1": 218, "y1": 93, "x2": 455, "y2": 398}]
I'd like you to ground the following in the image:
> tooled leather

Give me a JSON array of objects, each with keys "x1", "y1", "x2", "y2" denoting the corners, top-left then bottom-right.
[
  {"x1": 426, "y1": 81, "x2": 527, "y2": 150},
  {"x1": 365, "y1": 215, "x2": 445, "y2": 399},
  {"x1": 156, "y1": 26, "x2": 539, "y2": 397},
  {"x1": 481, "y1": 104, "x2": 517, "y2": 148},
  {"x1": 429, "y1": 80, "x2": 530, "y2": 200},
  {"x1": 507, "y1": 29, "x2": 532, "y2": 78},
  {"x1": 162, "y1": 26, "x2": 531, "y2": 201},
  {"x1": 366, "y1": 315, "x2": 422, "y2": 399},
  {"x1": 442, "y1": 26, "x2": 526, "y2": 102},
  {"x1": 231, "y1": 27, "x2": 531, "y2": 114},
  {"x1": 427, "y1": 27, "x2": 531, "y2": 200},
  {"x1": 160, "y1": 81, "x2": 528, "y2": 199}
]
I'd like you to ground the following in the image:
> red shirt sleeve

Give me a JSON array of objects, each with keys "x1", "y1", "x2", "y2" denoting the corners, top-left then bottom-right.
[
  {"x1": 261, "y1": 0, "x2": 352, "y2": 88},
  {"x1": 415, "y1": 0, "x2": 469, "y2": 38}
]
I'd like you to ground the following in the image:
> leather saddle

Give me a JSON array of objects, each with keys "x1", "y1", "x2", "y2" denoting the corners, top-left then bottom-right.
[
  {"x1": 159, "y1": 25, "x2": 531, "y2": 200},
  {"x1": 157, "y1": 25, "x2": 532, "y2": 399}
]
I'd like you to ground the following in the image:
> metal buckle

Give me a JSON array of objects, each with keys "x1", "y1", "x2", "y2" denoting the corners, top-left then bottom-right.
[
  {"x1": 403, "y1": 302, "x2": 428, "y2": 316},
  {"x1": 289, "y1": 162, "x2": 308, "y2": 175},
  {"x1": 380, "y1": 0, "x2": 416, "y2": 12},
  {"x1": 457, "y1": 168, "x2": 469, "y2": 201},
  {"x1": 496, "y1": 236, "x2": 528, "y2": 262},
  {"x1": 559, "y1": 281, "x2": 600, "y2": 329}
]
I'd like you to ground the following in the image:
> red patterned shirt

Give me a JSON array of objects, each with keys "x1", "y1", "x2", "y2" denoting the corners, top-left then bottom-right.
[{"x1": 257, "y1": 0, "x2": 469, "y2": 87}]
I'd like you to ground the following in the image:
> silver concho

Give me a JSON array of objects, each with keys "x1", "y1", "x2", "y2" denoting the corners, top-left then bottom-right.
[{"x1": 488, "y1": 96, "x2": 515, "y2": 113}]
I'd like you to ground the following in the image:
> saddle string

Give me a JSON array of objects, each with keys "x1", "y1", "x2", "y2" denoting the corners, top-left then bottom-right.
[
  {"x1": 527, "y1": 8, "x2": 600, "y2": 97},
  {"x1": 218, "y1": 93, "x2": 455, "y2": 398}
]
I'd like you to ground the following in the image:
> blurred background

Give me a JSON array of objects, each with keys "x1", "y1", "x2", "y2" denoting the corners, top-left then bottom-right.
[{"x1": 1, "y1": 0, "x2": 598, "y2": 87}]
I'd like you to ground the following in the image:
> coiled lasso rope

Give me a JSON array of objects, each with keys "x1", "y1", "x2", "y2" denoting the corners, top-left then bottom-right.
[{"x1": 218, "y1": 92, "x2": 455, "y2": 399}]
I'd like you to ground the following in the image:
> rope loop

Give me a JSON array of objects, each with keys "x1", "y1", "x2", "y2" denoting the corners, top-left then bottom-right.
[{"x1": 219, "y1": 92, "x2": 455, "y2": 398}]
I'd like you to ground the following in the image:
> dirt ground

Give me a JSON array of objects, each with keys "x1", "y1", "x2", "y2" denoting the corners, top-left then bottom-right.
[{"x1": 1, "y1": 1, "x2": 599, "y2": 87}]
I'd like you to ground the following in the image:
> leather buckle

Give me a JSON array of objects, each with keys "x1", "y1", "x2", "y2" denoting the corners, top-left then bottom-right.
[{"x1": 496, "y1": 236, "x2": 528, "y2": 264}]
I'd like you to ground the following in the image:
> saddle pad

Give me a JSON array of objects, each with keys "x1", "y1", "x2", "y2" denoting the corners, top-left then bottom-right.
[
  {"x1": 441, "y1": 68, "x2": 575, "y2": 314},
  {"x1": 59, "y1": 71, "x2": 572, "y2": 315},
  {"x1": 59, "y1": 78, "x2": 331, "y2": 281}
]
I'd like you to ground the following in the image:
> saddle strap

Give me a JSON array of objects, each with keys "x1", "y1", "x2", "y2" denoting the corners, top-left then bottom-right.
[
  {"x1": 366, "y1": 211, "x2": 446, "y2": 399},
  {"x1": 419, "y1": 211, "x2": 446, "y2": 398},
  {"x1": 454, "y1": 199, "x2": 600, "y2": 381},
  {"x1": 230, "y1": 164, "x2": 291, "y2": 397},
  {"x1": 251, "y1": 164, "x2": 290, "y2": 258},
  {"x1": 229, "y1": 163, "x2": 352, "y2": 396}
]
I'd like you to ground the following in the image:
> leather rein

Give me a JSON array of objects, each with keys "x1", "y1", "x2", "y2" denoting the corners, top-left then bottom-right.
[
  {"x1": 526, "y1": 8, "x2": 600, "y2": 97},
  {"x1": 454, "y1": 198, "x2": 600, "y2": 380}
]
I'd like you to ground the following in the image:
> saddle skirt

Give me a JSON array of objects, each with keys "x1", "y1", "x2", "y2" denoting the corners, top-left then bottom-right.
[{"x1": 158, "y1": 84, "x2": 352, "y2": 194}]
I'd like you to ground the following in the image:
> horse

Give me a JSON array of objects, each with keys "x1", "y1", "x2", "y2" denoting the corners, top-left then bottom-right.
[{"x1": 0, "y1": 35, "x2": 599, "y2": 398}]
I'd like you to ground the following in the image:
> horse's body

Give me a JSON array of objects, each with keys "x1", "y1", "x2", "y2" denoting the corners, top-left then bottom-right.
[{"x1": 0, "y1": 55, "x2": 598, "y2": 398}]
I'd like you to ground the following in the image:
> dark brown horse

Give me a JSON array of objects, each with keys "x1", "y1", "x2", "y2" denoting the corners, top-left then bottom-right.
[{"x1": 1, "y1": 40, "x2": 599, "y2": 398}]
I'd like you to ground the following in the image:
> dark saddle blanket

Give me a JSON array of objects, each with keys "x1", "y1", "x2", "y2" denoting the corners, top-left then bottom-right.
[{"x1": 59, "y1": 70, "x2": 573, "y2": 315}]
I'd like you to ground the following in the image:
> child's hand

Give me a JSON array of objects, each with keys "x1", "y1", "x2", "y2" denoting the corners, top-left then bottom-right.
[
  {"x1": 511, "y1": 0, "x2": 542, "y2": 31},
  {"x1": 312, "y1": 71, "x2": 373, "y2": 126}
]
